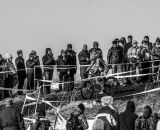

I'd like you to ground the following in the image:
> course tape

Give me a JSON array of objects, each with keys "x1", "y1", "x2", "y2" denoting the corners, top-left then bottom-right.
[
  {"x1": 0, "y1": 59, "x2": 160, "y2": 74},
  {"x1": 38, "y1": 70, "x2": 157, "y2": 86},
  {"x1": 116, "y1": 86, "x2": 160, "y2": 98},
  {"x1": 35, "y1": 59, "x2": 160, "y2": 67},
  {"x1": 0, "y1": 87, "x2": 34, "y2": 92}
]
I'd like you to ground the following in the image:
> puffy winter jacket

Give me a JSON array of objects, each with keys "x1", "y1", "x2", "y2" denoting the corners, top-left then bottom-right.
[
  {"x1": 107, "y1": 46, "x2": 123, "y2": 64},
  {"x1": 127, "y1": 46, "x2": 140, "y2": 61},
  {"x1": 151, "y1": 46, "x2": 160, "y2": 60},
  {"x1": 78, "y1": 50, "x2": 90, "y2": 65}
]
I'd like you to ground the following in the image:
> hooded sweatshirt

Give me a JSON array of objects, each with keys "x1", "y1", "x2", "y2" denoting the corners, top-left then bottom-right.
[{"x1": 119, "y1": 101, "x2": 138, "y2": 130}]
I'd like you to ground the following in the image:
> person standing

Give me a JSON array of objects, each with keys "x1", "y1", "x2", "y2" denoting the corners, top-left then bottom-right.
[
  {"x1": 139, "y1": 40, "x2": 152, "y2": 83},
  {"x1": 26, "y1": 53, "x2": 35, "y2": 90},
  {"x1": 57, "y1": 49, "x2": 69, "y2": 91},
  {"x1": 65, "y1": 44, "x2": 77, "y2": 91},
  {"x1": 92, "y1": 96, "x2": 119, "y2": 130},
  {"x1": 31, "y1": 50, "x2": 43, "y2": 90},
  {"x1": 5, "y1": 54, "x2": 18, "y2": 98},
  {"x1": 0, "y1": 54, "x2": 7, "y2": 100},
  {"x1": 15, "y1": 50, "x2": 26, "y2": 95},
  {"x1": 119, "y1": 101, "x2": 138, "y2": 130},
  {"x1": 135, "y1": 105, "x2": 157, "y2": 130},
  {"x1": 119, "y1": 37, "x2": 132, "y2": 84},
  {"x1": 78, "y1": 44, "x2": 90, "y2": 79},
  {"x1": 151, "y1": 39, "x2": 160, "y2": 80},
  {"x1": 0, "y1": 98, "x2": 25, "y2": 130},
  {"x1": 127, "y1": 40, "x2": 140, "y2": 84},
  {"x1": 107, "y1": 39, "x2": 123, "y2": 75},
  {"x1": 42, "y1": 48, "x2": 55, "y2": 94}
]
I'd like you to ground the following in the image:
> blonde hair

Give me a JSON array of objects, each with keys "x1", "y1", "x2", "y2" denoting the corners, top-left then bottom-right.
[{"x1": 101, "y1": 96, "x2": 113, "y2": 106}]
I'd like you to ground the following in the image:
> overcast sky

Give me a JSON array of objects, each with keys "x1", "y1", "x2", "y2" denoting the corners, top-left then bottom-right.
[{"x1": 0, "y1": 0, "x2": 160, "y2": 62}]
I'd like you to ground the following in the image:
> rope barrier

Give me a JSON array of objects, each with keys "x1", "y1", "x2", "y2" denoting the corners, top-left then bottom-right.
[
  {"x1": 115, "y1": 86, "x2": 160, "y2": 99},
  {"x1": 0, "y1": 59, "x2": 160, "y2": 74},
  {"x1": 0, "y1": 87, "x2": 34, "y2": 92}
]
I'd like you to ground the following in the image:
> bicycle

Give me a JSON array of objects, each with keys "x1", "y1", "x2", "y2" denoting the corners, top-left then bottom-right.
[{"x1": 80, "y1": 71, "x2": 119, "y2": 99}]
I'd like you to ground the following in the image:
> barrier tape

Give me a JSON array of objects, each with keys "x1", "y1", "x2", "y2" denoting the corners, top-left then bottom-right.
[
  {"x1": 0, "y1": 59, "x2": 160, "y2": 74},
  {"x1": 115, "y1": 86, "x2": 160, "y2": 98},
  {"x1": 37, "y1": 70, "x2": 157, "y2": 86},
  {"x1": 0, "y1": 87, "x2": 34, "y2": 92},
  {"x1": 34, "y1": 59, "x2": 160, "y2": 67},
  {"x1": 24, "y1": 102, "x2": 38, "y2": 107}
]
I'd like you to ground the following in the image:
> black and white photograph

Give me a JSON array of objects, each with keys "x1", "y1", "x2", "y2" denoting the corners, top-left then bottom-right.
[{"x1": 1, "y1": 0, "x2": 160, "y2": 130}]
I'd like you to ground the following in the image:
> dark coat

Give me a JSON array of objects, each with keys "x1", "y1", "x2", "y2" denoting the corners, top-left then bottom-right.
[
  {"x1": 0, "y1": 106, "x2": 25, "y2": 130},
  {"x1": 33, "y1": 118, "x2": 51, "y2": 130},
  {"x1": 65, "y1": 49, "x2": 77, "y2": 74},
  {"x1": 135, "y1": 115, "x2": 156, "y2": 130},
  {"x1": 78, "y1": 50, "x2": 90, "y2": 65},
  {"x1": 42, "y1": 53, "x2": 55, "y2": 72},
  {"x1": 119, "y1": 101, "x2": 138, "y2": 130},
  {"x1": 15, "y1": 56, "x2": 26, "y2": 79},
  {"x1": 123, "y1": 43, "x2": 132, "y2": 62},
  {"x1": 0, "y1": 59, "x2": 7, "y2": 80},
  {"x1": 57, "y1": 55, "x2": 69, "y2": 74},
  {"x1": 107, "y1": 46, "x2": 123, "y2": 64}
]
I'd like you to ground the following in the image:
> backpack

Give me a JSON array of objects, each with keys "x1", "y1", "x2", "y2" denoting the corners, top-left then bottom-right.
[
  {"x1": 66, "y1": 113, "x2": 87, "y2": 130},
  {"x1": 34, "y1": 119, "x2": 51, "y2": 130},
  {"x1": 66, "y1": 113, "x2": 80, "y2": 130}
]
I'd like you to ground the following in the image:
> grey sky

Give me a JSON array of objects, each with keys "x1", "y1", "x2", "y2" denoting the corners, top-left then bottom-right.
[{"x1": 0, "y1": 0, "x2": 160, "y2": 62}]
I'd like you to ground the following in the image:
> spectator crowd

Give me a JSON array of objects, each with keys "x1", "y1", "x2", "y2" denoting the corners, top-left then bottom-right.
[
  {"x1": 1, "y1": 96, "x2": 160, "y2": 130},
  {"x1": 1, "y1": 35, "x2": 160, "y2": 100}
]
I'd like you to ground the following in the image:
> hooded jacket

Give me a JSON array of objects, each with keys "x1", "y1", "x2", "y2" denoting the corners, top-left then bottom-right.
[
  {"x1": 119, "y1": 101, "x2": 138, "y2": 130},
  {"x1": 92, "y1": 105, "x2": 119, "y2": 130}
]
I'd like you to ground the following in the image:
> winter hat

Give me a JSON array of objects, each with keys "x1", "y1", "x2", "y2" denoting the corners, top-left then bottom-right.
[
  {"x1": 61, "y1": 49, "x2": 65, "y2": 54},
  {"x1": 17, "y1": 50, "x2": 23, "y2": 55},
  {"x1": 126, "y1": 101, "x2": 135, "y2": 112},
  {"x1": 93, "y1": 41, "x2": 99, "y2": 46},
  {"x1": 5, "y1": 53, "x2": 12, "y2": 59},
  {"x1": 128, "y1": 35, "x2": 133, "y2": 39},
  {"x1": 67, "y1": 44, "x2": 72, "y2": 49},
  {"x1": 31, "y1": 50, "x2": 36, "y2": 55},
  {"x1": 132, "y1": 40, "x2": 138, "y2": 45}
]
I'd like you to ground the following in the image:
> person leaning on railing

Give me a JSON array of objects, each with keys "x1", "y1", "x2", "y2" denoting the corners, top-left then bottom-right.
[
  {"x1": 139, "y1": 40, "x2": 153, "y2": 83},
  {"x1": 127, "y1": 40, "x2": 140, "y2": 84},
  {"x1": 151, "y1": 38, "x2": 160, "y2": 80},
  {"x1": 5, "y1": 54, "x2": 18, "y2": 98}
]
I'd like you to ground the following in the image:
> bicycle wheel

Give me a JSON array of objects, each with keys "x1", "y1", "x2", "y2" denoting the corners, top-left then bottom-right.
[
  {"x1": 81, "y1": 81, "x2": 94, "y2": 99},
  {"x1": 104, "y1": 76, "x2": 119, "y2": 95}
]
